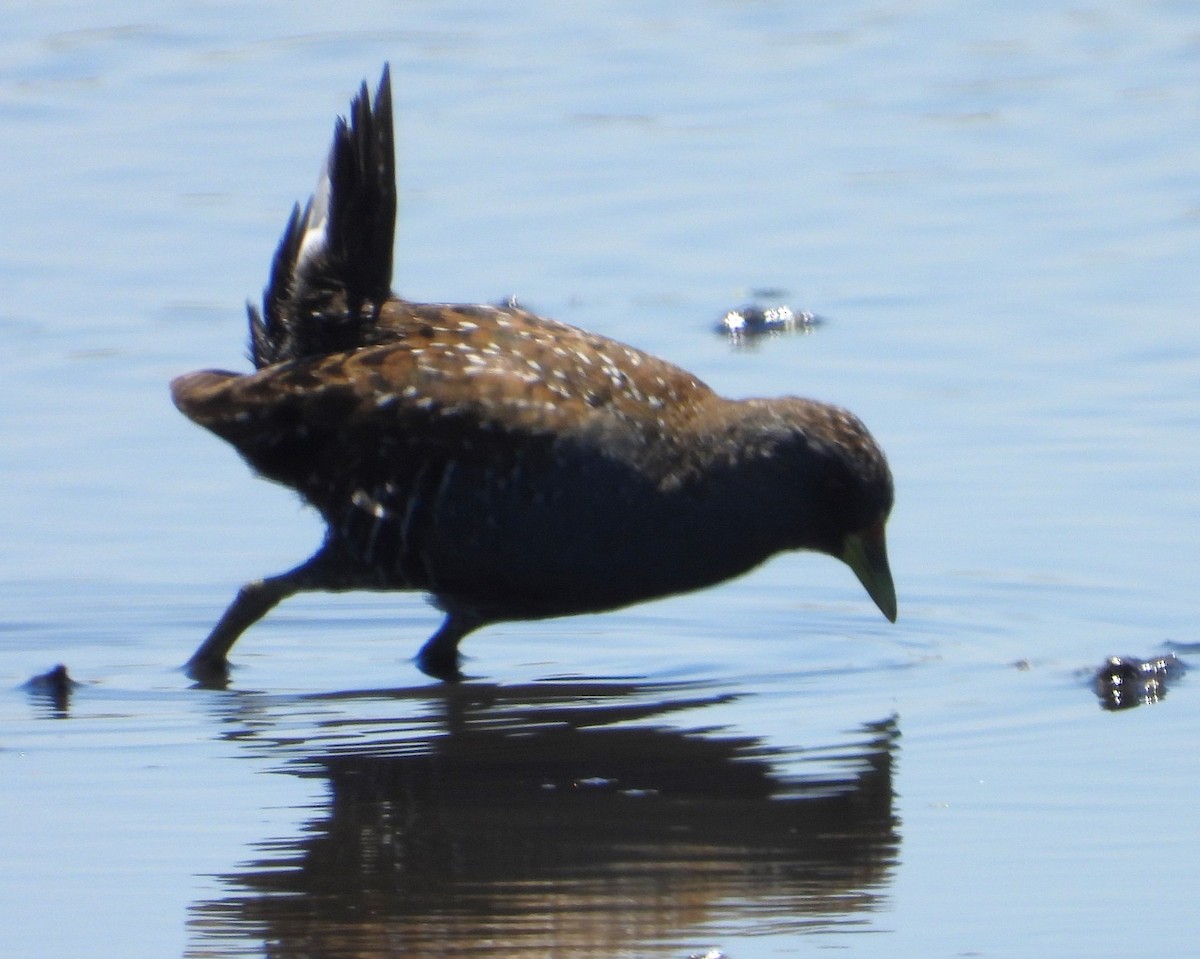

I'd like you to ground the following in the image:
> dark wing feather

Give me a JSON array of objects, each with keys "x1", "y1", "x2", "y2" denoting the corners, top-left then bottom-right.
[{"x1": 249, "y1": 66, "x2": 396, "y2": 368}]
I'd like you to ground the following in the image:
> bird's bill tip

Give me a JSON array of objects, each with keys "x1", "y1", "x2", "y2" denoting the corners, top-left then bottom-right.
[{"x1": 841, "y1": 520, "x2": 897, "y2": 623}]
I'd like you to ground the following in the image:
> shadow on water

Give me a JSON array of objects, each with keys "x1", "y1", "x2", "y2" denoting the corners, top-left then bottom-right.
[{"x1": 188, "y1": 678, "x2": 899, "y2": 957}]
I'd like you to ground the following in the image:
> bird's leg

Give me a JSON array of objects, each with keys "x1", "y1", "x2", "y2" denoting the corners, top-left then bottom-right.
[
  {"x1": 185, "y1": 553, "x2": 332, "y2": 685},
  {"x1": 416, "y1": 612, "x2": 483, "y2": 683}
]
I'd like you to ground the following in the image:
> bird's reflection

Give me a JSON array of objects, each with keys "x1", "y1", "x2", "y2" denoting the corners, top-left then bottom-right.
[{"x1": 189, "y1": 678, "x2": 898, "y2": 957}]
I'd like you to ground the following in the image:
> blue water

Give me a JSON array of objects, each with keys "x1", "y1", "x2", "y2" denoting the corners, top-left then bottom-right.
[{"x1": 3, "y1": 2, "x2": 1200, "y2": 957}]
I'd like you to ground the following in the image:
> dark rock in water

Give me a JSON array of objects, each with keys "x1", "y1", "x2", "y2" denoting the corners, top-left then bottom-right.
[
  {"x1": 1094, "y1": 653, "x2": 1185, "y2": 711},
  {"x1": 716, "y1": 304, "x2": 820, "y2": 343},
  {"x1": 22, "y1": 664, "x2": 78, "y2": 713}
]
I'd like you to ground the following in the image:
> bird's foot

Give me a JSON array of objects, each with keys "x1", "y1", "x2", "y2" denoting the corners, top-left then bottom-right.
[
  {"x1": 185, "y1": 653, "x2": 233, "y2": 689},
  {"x1": 415, "y1": 646, "x2": 464, "y2": 683}
]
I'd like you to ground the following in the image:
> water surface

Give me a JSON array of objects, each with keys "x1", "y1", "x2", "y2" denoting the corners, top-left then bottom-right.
[{"x1": 3, "y1": 2, "x2": 1199, "y2": 957}]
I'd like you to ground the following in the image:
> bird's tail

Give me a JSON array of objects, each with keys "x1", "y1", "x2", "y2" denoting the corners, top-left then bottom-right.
[{"x1": 249, "y1": 65, "x2": 396, "y2": 368}]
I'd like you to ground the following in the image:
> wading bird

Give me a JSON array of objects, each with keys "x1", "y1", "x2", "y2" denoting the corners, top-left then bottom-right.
[{"x1": 173, "y1": 67, "x2": 897, "y2": 683}]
